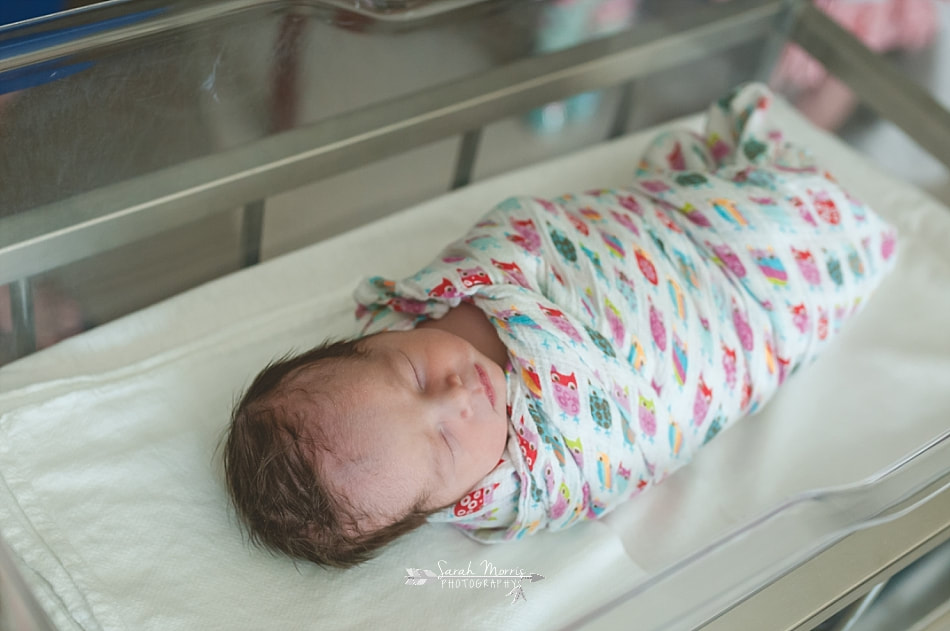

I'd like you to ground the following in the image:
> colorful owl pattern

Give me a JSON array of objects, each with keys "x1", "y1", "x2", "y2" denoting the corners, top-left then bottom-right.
[{"x1": 353, "y1": 84, "x2": 898, "y2": 541}]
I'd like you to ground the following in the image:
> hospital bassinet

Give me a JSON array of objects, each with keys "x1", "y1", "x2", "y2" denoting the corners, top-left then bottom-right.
[{"x1": 1, "y1": 1, "x2": 949, "y2": 629}]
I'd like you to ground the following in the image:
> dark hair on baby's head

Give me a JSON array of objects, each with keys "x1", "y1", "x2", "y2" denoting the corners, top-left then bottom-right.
[{"x1": 222, "y1": 338, "x2": 436, "y2": 569}]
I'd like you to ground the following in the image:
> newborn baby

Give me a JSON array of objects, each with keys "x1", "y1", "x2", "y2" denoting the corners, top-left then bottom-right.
[{"x1": 222, "y1": 84, "x2": 898, "y2": 568}]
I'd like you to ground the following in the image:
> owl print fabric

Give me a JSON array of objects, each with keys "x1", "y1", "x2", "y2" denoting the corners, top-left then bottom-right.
[{"x1": 352, "y1": 83, "x2": 898, "y2": 541}]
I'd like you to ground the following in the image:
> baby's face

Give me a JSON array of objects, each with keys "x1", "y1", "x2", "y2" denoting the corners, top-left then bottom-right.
[{"x1": 293, "y1": 329, "x2": 509, "y2": 529}]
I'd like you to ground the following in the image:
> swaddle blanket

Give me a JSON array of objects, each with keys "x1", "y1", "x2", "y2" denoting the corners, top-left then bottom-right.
[{"x1": 354, "y1": 84, "x2": 897, "y2": 541}]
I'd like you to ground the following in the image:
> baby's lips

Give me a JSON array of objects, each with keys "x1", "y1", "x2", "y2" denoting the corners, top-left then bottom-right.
[{"x1": 474, "y1": 363, "x2": 496, "y2": 409}]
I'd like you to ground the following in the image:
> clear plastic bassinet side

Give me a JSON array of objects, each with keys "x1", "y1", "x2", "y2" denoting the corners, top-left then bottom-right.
[{"x1": 564, "y1": 429, "x2": 950, "y2": 630}]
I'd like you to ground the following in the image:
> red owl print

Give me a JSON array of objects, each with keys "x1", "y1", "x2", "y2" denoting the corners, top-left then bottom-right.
[
  {"x1": 667, "y1": 141, "x2": 686, "y2": 170},
  {"x1": 654, "y1": 207, "x2": 684, "y2": 233},
  {"x1": 636, "y1": 247, "x2": 659, "y2": 285},
  {"x1": 809, "y1": 190, "x2": 841, "y2": 225},
  {"x1": 387, "y1": 297, "x2": 427, "y2": 314},
  {"x1": 428, "y1": 277, "x2": 460, "y2": 299},
  {"x1": 516, "y1": 416, "x2": 539, "y2": 471},
  {"x1": 566, "y1": 212, "x2": 590, "y2": 236},
  {"x1": 453, "y1": 483, "x2": 500, "y2": 517}
]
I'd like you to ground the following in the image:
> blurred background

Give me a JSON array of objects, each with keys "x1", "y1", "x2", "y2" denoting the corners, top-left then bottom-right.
[{"x1": 1, "y1": 0, "x2": 948, "y2": 363}]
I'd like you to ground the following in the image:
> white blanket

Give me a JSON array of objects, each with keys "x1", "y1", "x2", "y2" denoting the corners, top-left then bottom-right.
[{"x1": 1, "y1": 97, "x2": 949, "y2": 630}]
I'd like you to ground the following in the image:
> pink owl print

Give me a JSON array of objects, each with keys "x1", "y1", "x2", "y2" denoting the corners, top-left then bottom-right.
[
  {"x1": 550, "y1": 366, "x2": 581, "y2": 416},
  {"x1": 618, "y1": 194, "x2": 643, "y2": 216},
  {"x1": 507, "y1": 217, "x2": 541, "y2": 254},
  {"x1": 707, "y1": 241, "x2": 747, "y2": 277},
  {"x1": 693, "y1": 375, "x2": 712, "y2": 426},
  {"x1": 881, "y1": 229, "x2": 897, "y2": 261},
  {"x1": 790, "y1": 302, "x2": 809, "y2": 333},
  {"x1": 710, "y1": 134, "x2": 731, "y2": 162},
  {"x1": 610, "y1": 210, "x2": 640, "y2": 236},
  {"x1": 638, "y1": 394, "x2": 657, "y2": 437},
  {"x1": 539, "y1": 304, "x2": 584, "y2": 343},
  {"x1": 551, "y1": 483, "x2": 570, "y2": 520},
  {"x1": 457, "y1": 266, "x2": 491, "y2": 288},
  {"x1": 491, "y1": 259, "x2": 530, "y2": 288},
  {"x1": 604, "y1": 298, "x2": 625, "y2": 347},
  {"x1": 535, "y1": 197, "x2": 559, "y2": 215},
  {"x1": 640, "y1": 180, "x2": 670, "y2": 194},
  {"x1": 649, "y1": 298, "x2": 667, "y2": 351},
  {"x1": 790, "y1": 196, "x2": 819, "y2": 228},
  {"x1": 610, "y1": 383, "x2": 632, "y2": 416},
  {"x1": 791, "y1": 247, "x2": 822, "y2": 286},
  {"x1": 732, "y1": 299, "x2": 754, "y2": 352},
  {"x1": 681, "y1": 203, "x2": 712, "y2": 228},
  {"x1": 543, "y1": 464, "x2": 557, "y2": 497},
  {"x1": 722, "y1": 343, "x2": 737, "y2": 389}
]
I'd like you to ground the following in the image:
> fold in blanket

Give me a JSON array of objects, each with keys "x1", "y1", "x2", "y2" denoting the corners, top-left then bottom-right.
[{"x1": 353, "y1": 84, "x2": 898, "y2": 541}]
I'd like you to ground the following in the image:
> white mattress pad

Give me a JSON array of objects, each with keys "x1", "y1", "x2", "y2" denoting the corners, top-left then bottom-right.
[{"x1": 1, "y1": 98, "x2": 949, "y2": 630}]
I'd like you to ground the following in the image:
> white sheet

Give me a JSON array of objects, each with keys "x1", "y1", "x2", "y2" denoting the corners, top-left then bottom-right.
[{"x1": 1, "y1": 98, "x2": 949, "y2": 631}]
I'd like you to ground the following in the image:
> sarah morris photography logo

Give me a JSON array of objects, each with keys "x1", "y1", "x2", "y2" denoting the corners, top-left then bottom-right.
[{"x1": 404, "y1": 560, "x2": 545, "y2": 603}]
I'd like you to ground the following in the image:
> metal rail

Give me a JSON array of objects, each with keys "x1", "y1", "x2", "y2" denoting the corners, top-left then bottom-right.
[
  {"x1": 0, "y1": 0, "x2": 784, "y2": 288},
  {"x1": 788, "y1": 1, "x2": 950, "y2": 170}
]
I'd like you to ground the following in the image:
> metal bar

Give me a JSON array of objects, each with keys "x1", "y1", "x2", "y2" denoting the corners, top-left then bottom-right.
[
  {"x1": 789, "y1": 2, "x2": 950, "y2": 170},
  {"x1": 0, "y1": 0, "x2": 496, "y2": 72},
  {"x1": 0, "y1": 0, "x2": 784, "y2": 287},
  {"x1": 9, "y1": 279, "x2": 36, "y2": 358},
  {"x1": 696, "y1": 481, "x2": 950, "y2": 631},
  {"x1": 608, "y1": 79, "x2": 635, "y2": 139},
  {"x1": 239, "y1": 200, "x2": 265, "y2": 268},
  {"x1": 753, "y1": 0, "x2": 803, "y2": 83},
  {"x1": 825, "y1": 581, "x2": 887, "y2": 631},
  {"x1": 451, "y1": 129, "x2": 482, "y2": 190}
]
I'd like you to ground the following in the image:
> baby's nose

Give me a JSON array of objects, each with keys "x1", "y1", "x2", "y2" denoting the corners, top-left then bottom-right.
[{"x1": 441, "y1": 374, "x2": 473, "y2": 420}]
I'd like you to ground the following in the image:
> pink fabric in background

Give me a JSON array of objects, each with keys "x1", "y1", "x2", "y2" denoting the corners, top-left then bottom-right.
[{"x1": 775, "y1": 0, "x2": 939, "y2": 91}]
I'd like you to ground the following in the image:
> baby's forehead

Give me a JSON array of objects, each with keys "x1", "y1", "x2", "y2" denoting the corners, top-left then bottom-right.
[{"x1": 280, "y1": 358, "x2": 387, "y2": 451}]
